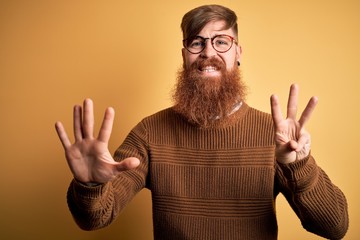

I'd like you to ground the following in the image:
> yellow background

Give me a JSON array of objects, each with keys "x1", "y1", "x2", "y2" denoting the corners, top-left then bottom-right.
[{"x1": 0, "y1": 0, "x2": 359, "y2": 239}]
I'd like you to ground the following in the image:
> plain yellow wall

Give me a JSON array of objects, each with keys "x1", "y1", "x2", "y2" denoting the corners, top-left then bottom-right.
[{"x1": 0, "y1": 0, "x2": 359, "y2": 239}]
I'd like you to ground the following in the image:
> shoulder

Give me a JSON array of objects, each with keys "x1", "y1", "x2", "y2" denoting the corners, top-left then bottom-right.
[
  {"x1": 239, "y1": 103, "x2": 275, "y2": 144},
  {"x1": 136, "y1": 107, "x2": 186, "y2": 131},
  {"x1": 242, "y1": 103, "x2": 273, "y2": 123},
  {"x1": 141, "y1": 107, "x2": 179, "y2": 123}
]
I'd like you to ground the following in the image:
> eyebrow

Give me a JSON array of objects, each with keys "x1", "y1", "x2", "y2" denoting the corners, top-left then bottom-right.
[
  {"x1": 197, "y1": 29, "x2": 234, "y2": 38},
  {"x1": 195, "y1": 34, "x2": 234, "y2": 39}
]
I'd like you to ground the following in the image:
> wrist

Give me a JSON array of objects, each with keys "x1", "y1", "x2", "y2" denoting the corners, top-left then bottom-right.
[{"x1": 74, "y1": 178, "x2": 102, "y2": 187}]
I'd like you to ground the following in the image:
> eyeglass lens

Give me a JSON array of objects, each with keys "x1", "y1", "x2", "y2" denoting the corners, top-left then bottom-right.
[{"x1": 185, "y1": 35, "x2": 234, "y2": 54}]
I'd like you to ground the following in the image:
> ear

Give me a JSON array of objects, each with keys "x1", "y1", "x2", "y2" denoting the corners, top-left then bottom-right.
[
  {"x1": 236, "y1": 45, "x2": 242, "y2": 63},
  {"x1": 182, "y1": 48, "x2": 187, "y2": 68}
]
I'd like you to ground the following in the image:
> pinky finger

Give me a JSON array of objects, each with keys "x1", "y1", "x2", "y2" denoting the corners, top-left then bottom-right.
[
  {"x1": 270, "y1": 94, "x2": 284, "y2": 126},
  {"x1": 55, "y1": 121, "x2": 71, "y2": 149},
  {"x1": 295, "y1": 130, "x2": 311, "y2": 152}
]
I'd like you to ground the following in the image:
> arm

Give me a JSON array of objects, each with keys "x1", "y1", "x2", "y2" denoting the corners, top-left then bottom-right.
[
  {"x1": 55, "y1": 99, "x2": 144, "y2": 230},
  {"x1": 275, "y1": 155, "x2": 348, "y2": 239},
  {"x1": 67, "y1": 140, "x2": 148, "y2": 231},
  {"x1": 271, "y1": 85, "x2": 348, "y2": 239}
]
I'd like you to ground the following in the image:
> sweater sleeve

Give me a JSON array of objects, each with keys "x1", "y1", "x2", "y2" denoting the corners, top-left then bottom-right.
[
  {"x1": 66, "y1": 121, "x2": 149, "y2": 231},
  {"x1": 275, "y1": 155, "x2": 349, "y2": 239}
]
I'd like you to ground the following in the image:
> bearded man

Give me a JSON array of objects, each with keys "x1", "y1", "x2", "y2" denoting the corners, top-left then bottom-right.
[{"x1": 55, "y1": 4, "x2": 348, "y2": 240}]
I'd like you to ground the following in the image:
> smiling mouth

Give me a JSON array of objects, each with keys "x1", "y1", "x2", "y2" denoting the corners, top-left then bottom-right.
[{"x1": 199, "y1": 66, "x2": 218, "y2": 72}]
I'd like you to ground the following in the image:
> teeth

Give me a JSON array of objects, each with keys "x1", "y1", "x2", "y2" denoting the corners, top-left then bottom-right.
[{"x1": 201, "y1": 66, "x2": 217, "y2": 72}]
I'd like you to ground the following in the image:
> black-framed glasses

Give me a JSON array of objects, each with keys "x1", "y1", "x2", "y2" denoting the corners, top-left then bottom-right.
[{"x1": 183, "y1": 34, "x2": 238, "y2": 54}]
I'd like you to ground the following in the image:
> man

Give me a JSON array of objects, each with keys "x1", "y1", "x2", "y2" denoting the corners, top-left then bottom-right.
[{"x1": 55, "y1": 4, "x2": 348, "y2": 239}]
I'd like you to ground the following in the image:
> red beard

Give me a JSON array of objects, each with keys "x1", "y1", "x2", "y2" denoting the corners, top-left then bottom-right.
[{"x1": 172, "y1": 57, "x2": 247, "y2": 128}]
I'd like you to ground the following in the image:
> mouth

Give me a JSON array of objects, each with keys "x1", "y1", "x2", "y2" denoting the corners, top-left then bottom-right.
[
  {"x1": 200, "y1": 66, "x2": 218, "y2": 72},
  {"x1": 191, "y1": 57, "x2": 224, "y2": 77},
  {"x1": 198, "y1": 65, "x2": 222, "y2": 77}
]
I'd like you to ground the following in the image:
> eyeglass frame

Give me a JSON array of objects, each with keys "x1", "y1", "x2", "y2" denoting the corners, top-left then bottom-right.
[{"x1": 183, "y1": 34, "x2": 238, "y2": 54}]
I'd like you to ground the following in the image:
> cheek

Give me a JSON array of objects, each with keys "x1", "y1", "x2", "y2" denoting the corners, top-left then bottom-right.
[
  {"x1": 224, "y1": 54, "x2": 238, "y2": 70},
  {"x1": 184, "y1": 55, "x2": 197, "y2": 69}
]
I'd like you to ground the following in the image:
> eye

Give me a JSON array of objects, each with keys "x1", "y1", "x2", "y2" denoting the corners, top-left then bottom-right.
[
  {"x1": 189, "y1": 39, "x2": 205, "y2": 48},
  {"x1": 214, "y1": 37, "x2": 230, "y2": 46}
]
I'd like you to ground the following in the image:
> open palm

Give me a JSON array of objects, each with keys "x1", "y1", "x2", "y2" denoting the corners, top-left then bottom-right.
[{"x1": 55, "y1": 99, "x2": 140, "y2": 184}]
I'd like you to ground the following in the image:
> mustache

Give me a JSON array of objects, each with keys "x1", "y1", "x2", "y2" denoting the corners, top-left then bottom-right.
[{"x1": 189, "y1": 57, "x2": 225, "y2": 71}]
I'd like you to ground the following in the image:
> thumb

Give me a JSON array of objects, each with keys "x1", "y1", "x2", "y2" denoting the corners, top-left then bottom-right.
[{"x1": 115, "y1": 157, "x2": 141, "y2": 171}]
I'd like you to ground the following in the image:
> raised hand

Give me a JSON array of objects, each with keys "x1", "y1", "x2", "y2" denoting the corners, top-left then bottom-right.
[
  {"x1": 270, "y1": 84, "x2": 318, "y2": 164},
  {"x1": 55, "y1": 99, "x2": 140, "y2": 184}
]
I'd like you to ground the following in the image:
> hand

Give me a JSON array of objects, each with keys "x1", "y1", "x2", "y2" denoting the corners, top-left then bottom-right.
[
  {"x1": 55, "y1": 99, "x2": 140, "y2": 184},
  {"x1": 270, "y1": 84, "x2": 318, "y2": 164}
]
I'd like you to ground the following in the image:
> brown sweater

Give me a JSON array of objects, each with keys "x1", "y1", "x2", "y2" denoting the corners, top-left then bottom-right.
[{"x1": 67, "y1": 103, "x2": 348, "y2": 239}]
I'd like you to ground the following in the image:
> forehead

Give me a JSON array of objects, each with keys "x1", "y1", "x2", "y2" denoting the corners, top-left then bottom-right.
[{"x1": 198, "y1": 20, "x2": 235, "y2": 37}]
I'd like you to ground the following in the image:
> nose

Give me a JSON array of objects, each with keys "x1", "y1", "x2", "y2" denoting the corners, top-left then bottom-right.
[{"x1": 200, "y1": 40, "x2": 217, "y2": 58}]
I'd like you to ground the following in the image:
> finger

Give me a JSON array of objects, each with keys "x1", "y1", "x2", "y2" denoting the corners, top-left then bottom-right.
[
  {"x1": 295, "y1": 131, "x2": 311, "y2": 152},
  {"x1": 287, "y1": 84, "x2": 299, "y2": 120},
  {"x1": 83, "y1": 98, "x2": 94, "y2": 139},
  {"x1": 270, "y1": 94, "x2": 283, "y2": 126},
  {"x1": 98, "y1": 107, "x2": 115, "y2": 143},
  {"x1": 288, "y1": 140, "x2": 298, "y2": 151},
  {"x1": 115, "y1": 157, "x2": 141, "y2": 172},
  {"x1": 299, "y1": 96, "x2": 318, "y2": 127},
  {"x1": 73, "y1": 105, "x2": 83, "y2": 141},
  {"x1": 55, "y1": 121, "x2": 71, "y2": 149}
]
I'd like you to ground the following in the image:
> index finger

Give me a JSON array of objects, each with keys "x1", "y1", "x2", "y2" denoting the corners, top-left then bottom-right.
[
  {"x1": 270, "y1": 94, "x2": 284, "y2": 126},
  {"x1": 97, "y1": 107, "x2": 115, "y2": 143}
]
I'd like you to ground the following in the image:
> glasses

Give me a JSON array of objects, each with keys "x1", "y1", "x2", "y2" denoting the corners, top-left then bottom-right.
[{"x1": 183, "y1": 34, "x2": 238, "y2": 54}]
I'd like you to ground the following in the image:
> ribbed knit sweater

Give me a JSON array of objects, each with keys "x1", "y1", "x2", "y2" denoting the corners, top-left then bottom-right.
[{"x1": 67, "y1": 103, "x2": 348, "y2": 239}]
